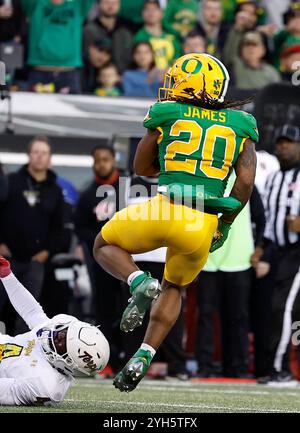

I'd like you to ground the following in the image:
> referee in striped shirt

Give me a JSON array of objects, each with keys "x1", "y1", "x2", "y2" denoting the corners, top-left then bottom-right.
[{"x1": 257, "y1": 125, "x2": 300, "y2": 385}]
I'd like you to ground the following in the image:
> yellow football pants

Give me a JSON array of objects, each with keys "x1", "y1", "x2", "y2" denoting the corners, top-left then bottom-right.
[{"x1": 101, "y1": 194, "x2": 217, "y2": 286}]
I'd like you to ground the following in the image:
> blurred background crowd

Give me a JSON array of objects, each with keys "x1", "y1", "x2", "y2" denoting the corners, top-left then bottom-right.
[
  {"x1": 1, "y1": 0, "x2": 300, "y2": 96},
  {"x1": 0, "y1": 0, "x2": 300, "y2": 386}
]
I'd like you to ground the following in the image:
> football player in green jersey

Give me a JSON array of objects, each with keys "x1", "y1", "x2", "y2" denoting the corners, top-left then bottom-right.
[{"x1": 93, "y1": 53, "x2": 258, "y2": 392}]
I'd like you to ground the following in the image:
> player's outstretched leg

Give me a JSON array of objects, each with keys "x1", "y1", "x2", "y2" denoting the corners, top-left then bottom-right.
[
  {"x1": 113, "y1": 347, "x2": 153, "y2": 392},
  {"x1": 114, "y1": 278, "x2": 183, "y2": 392},
  {"x1": 120, "y1": 272, "x2": 161, "y2": 333},
  {"x1": 93, "y1": 233, "x2": 161, "y2": 333}
]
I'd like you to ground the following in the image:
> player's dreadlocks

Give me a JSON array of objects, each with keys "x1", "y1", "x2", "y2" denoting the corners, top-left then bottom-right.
[
  {"x1": 171, "y1": 94, "x2": 253, "y2": 110},
  {"x1": 166, "y1": 76, "x2": 253, "y2": 110}
]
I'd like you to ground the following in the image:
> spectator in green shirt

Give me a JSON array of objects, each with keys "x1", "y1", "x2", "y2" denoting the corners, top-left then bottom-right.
[
  {"x1": 163, "y1": 0, "x2": 199, "y2": 38},
  {"x1": 134, "y1": 0, "x2": 182, "y2": 70},
  {"x1": 280, "y1": 44, "x2": 300, "y2": 83},
  {"x1": 220, "y1": 0, "x2": 266, "y2": 25},
  {"x1": 119, "y1": 0, "x2": 169, "y2": 28},
  {"x1": 273, "y1": 3, "x2": 300, "y2": 69},
  {"x1": 22, "y1": 0, "x2": 94, "y2": 94},
  {"x1": 220, "y1": 0, "x2": 239, "y2": 23}
]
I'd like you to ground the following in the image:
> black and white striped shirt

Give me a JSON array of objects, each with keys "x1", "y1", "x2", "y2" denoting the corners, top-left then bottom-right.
[{"x1": 264, "y1": 165, "x2": 300, "y2": 247}]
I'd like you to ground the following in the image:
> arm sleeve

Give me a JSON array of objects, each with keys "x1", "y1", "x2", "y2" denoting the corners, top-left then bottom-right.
[
  {"x1": 0, "y1": 273, "x2": 48, "y2": 330},
  {"x1": 143, "y1": 102, "x2": 173, "y2": 130},
  {"x1": 0, "y1": 377, "x2": 54, "y2": 406},
  {"x1": 242, "y1": 112, "x2": 259, "y2": 143}
]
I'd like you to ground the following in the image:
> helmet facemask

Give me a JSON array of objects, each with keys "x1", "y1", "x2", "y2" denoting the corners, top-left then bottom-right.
[
  {"x1": 37, "y1": 323, "x2": 76, "y2": 378},
  {"x1": 158, "y1": 69, "x2": 175, "y2": 101}
]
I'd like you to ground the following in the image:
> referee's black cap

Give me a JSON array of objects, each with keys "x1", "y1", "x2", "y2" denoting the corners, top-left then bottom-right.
[{"x1": 275, "y1": 125, "x2": 300, "y2": 143}]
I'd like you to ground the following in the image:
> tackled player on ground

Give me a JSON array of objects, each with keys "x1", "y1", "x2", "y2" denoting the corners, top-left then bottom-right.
[{"x1": 0, "y1": 257, "x2": 109, "y2": 406}]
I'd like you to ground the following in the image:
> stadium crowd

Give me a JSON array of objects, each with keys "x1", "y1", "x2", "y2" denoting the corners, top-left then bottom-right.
[
  {"x1": 0, "y1": 0, "x2": 300, "y2": 95},
  {"x1": 0, "y1": 0, "x2": 300, "y2": 386}
]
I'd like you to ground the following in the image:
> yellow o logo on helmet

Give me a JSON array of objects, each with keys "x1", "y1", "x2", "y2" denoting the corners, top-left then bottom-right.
[{"x1": 159, "y1": 53, "x2": 230, "y2": 103}]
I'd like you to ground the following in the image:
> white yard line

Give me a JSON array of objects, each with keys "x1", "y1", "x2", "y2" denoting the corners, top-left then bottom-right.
[
  {"x1": 74, "y1": 379, "x2": 300, "y2": 397},
  {"x1": 64, "y1": 399, "x2": 300, "y2": 413},
  {"x1": 120, "y1": 385, "x2": 300, "y2": 397}
]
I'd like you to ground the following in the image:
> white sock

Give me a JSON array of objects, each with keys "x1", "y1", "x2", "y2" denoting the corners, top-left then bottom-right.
[
  {"x1": 141, "y1": 343, "x2": 156, "y2": 358},
  {"x1": 127, "y1": 270, "x2": 145, "y2": 286}
]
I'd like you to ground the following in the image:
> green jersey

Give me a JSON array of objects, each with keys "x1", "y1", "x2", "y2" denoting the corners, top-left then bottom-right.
[
  {"x1": 134, "y1": 29, "x2": 182, "y2": 70},
  {"x1": 163, "y1": 0, "x2": 199, "y2": 38},
  {"x1": 143, "y1": 101, "x2": 259, "y2": 198},
  {"x1": 273, "y1": 30, "x2": 300, "y2": 69},
  {"x1": 22, "y1": 0, "x2": 94, "y2": 68}
]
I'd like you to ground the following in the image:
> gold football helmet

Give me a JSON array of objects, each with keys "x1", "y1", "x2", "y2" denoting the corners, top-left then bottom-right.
[{"x1": 159, "y1": 53, "x2": 230, "y2": 103}]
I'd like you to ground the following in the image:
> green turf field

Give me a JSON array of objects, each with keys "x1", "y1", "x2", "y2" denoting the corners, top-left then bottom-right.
[{"x1": 1, "y1": 378, "x2": 300, "y2": 413}]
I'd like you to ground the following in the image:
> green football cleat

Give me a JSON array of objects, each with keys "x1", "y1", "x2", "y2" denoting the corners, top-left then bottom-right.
[
  {"x1": 120, "y1": 273, "x2": 161, "y2": 333},
  {"x1": 113, "y1": 349, "x2": 152, "y2": 392}
]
